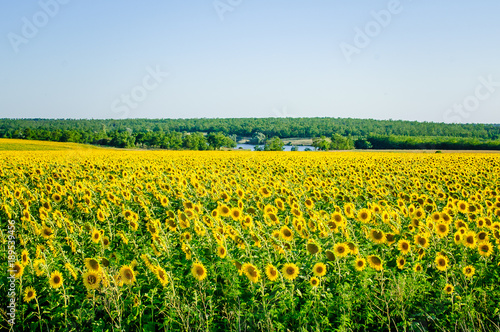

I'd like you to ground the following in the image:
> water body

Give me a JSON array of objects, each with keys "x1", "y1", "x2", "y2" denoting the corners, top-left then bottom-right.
[{"x1": 236, "y1": 144, "x2": 316, "y2": 151}]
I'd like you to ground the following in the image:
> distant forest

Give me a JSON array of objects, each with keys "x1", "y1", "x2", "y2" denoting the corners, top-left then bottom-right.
[{"x1": 1, "y1": 118, "x2": 499, "y2": 150}]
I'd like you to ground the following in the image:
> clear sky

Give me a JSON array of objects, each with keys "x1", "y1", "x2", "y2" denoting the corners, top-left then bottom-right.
[{"x1": 1, "y1": 1, "x2": 499, "y2": 123}]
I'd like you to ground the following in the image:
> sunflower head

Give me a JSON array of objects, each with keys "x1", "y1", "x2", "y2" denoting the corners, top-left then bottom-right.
[
  {"x1": 312, "y1": 262, "x2": 327, "y2": 277},
  {"x1": 85, "y1": 258, "x2": 101, "y2": 272},
  {"x1": 11, "y1": 262, "x2": 24, "y2": 278},
  {"x1": 309, "y1": 276, "x2": 320, "y2": 288},
  {"x1": 49, "y1": 271, "x2": 64, "y2": 289},
  {"x1": 367, "y1": 255, "x2": 383, "y2": 271},
  {"x1": 396, "y1": 256, "x2": 406, "y2": 270},
  {"x1": 478, "y1": 241, "x2": 493, "y2": 257},
  {"x1": 282, "y1": 263, "x2": 299, "y2": 281},
  {"x1": 333, "y1": 243, "x2": 349, "y2": 258},
  {"x1": 242, "y1": 263, "x2": 260, "y2": 283},
  {"x1": 434, "y1": 254, "x2": 449, "y2": 271},
  {"x1": 462, "y1": 265, "x2": 475, "y2": 278},
  {"x1": 155, "y1": 267, "x2": 169, "y2": 287},
  {"x1": 120, "y1": 265, "x2": 136, "y2": 285},
  {"x1": 265, "y1": 264, "x2": 279, "y2": 281},
  {"x1": 83, "y1": 271, "x2": 101, "y2": 290},
  {"x1": 354, "y1": 258, "x2": 366, "y2": 271},
  {"x1": 191, "y1": 262, "x2": 207, "y2": 281},
  {"x1": 306, "y1": 243, "x2": 320, "y2": 255},
  {"x1": 217, "y1": 245, "x2": 227, "y2": 258},
  {"x1": 397, "y1": 239, "x2": 411, "y2": 255},
  {"x1": 443, "y1": 284, "x2": 454, "y2": 295},
  {"x1": 23, "y1": 287, "x2": 37, "y2": 303},
  {"x1": 91, "y1": 228, "x2": 101, "y2": 243}
]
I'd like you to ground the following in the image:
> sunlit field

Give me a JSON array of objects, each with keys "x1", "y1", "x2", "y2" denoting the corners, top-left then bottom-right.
[{"x1": 2, "y1": 145, "x2": 500, "y2": 331}]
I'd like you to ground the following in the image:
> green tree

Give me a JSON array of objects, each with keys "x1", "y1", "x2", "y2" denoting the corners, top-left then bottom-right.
[
  {"x1": 355, "y1": 138, "x2": 372, "y2": 149},
  {"x1": 264, "y1": 136, "x2": 284, "y2": 151},
  {"x1": 312, "y1": 136, "x2": 331, "y2": 151},
  {"x1": 330, "y1": 134, "x2": 354, "y2": 150}
]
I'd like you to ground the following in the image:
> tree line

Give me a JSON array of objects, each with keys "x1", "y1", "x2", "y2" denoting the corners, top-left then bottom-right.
[
  {"x1": 1, "y1": 118, "x2": 499, "y2": 150},
  {"x1": 1, "y1": 118, "x2": 499, "y2": 140}
]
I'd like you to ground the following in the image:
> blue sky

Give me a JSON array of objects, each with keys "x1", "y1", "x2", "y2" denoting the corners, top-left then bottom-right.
[{"x1": 1, "y1": 1, "x2": 499, "y2": 123}]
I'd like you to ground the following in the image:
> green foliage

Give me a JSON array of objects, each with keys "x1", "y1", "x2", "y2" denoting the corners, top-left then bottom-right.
[
  {"x1": 354, "y1": 138, "x2": 373, "y2": 149},
  {"x1": 1, "y1": 118, "x2": 500, "y2": 150},
  {"x1": 264, "y1": 137, "x2": 284, "y2": 151},
  {"x1": 367, "y1": 135, "x2": 500, "y2": 150},
  {"x1": 312, "y1": 136, "x2": 330, "y2": 151},
  {"x1": 330, "y1": 134, "x2": 354, "y2": 150}
]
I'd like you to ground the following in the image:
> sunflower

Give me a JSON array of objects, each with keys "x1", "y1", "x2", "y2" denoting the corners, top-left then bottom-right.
[
  {"x1": 147, "y1": 221, "x2": 160, "y2": 236},
  {"x1": 434, "y1": 254, "x2": 449, "y2": 271},
  {"x1": 96, "y1": 208, "x2": 106, "y2": 222},
  {"x1": 217, "y1": 245, "x2": 227, "y2": 258},
  {"x1": 304, "y1": 198, "x2": 314, "y2": 209},
  {"x1": 34, "y1": 259, "x2": 46, "y2": 276},
  {"x1": 385, "y1": 233, "x2": 396, "y2": 246},
  {"x1": 477, "y1": 231, "x2": 489, "y2": 242},
  {"x1": 265, "y1": 264, "x2": 279, "y2": 281},
  {"x1": 230, "y1": 208, "x2": 242, "y2": 221},
  {"x1": 357, "y1": 209, "x2": 372, "y2": 223},
  {"x1": 219, "y1": 205, "x2": 231, "y2": 217},
  {"x1": 306, "y1": 242, "x2": 321, "y2": 255},
  {"x1": 280, "y1": 226, "x2": 293, "y2": 242},
  {"x1": 21, "y1": 249, "x2": 30, "y2": 266},
  {"x1": 120, "y1": 265, "x2": 136, "y2": 285},
  {"x1": 414, "y1": 234, "x2": 430, "y2": 249},
  {"x1": 309, "y1": 277, "x2": 320, "y2": 288},
  {"x1": 312, "y1": 262, "x2": 327, "y2": 277},
  {"x1": 354, "y1": 258, "x2": 366, "y2": 271},
  {"x1": 159, "y1": 196, "x2": 169, "y2": 207},
  {"x1": 477, "y1": 241, "x2": 493, "y2": 257},
  {"x1": 24, "y1": 287, "x2": 36, "y2": 303},
  {"x1": 49, "y1": 271, "x2": 64, "y2": 289},
  {"x1": 367, "y1": 255, "x2": 383, "y2": 271},
  {"x1": 11, "y1": 262, "x2": 24, "y2": 278},
  {"x1": 41, "y1": 225, "x2": 55, "y2": 239},
  {"x1": 325, "y1": 250, "x2": 335, "y2": 262},
  {"x1": 102, "y1": 236, "x2": 111, "y2": 249},
  {"x1": 85, "y1": 258, "x2": 101, "y2": 272},
  {"x1": 266, "y1": 213, "x2": 279, "y2": 225},
  {"x1": 282, "y1": 263, "x2": 299, "y2": 281},
  {"x1": 191, "y1": 262, "x2": 207, "y2": 281},
  {"x1": 129, "y1": 220, "x2": 139, "y2": 231},
  {"x1": 333, "y1": 243, "x2": 349, "y2": 258},
  {"x1": 463, "y1": 231, "x2": 477, "y2": 249},
  {"x1": 397, "y1": 239, "x2": 411, "y2": 255},
  {"x1": 462, "y1": 265, "x2": 475, "y2": 278},
  {"x1": 453, "y1": 231, "x2": 462, "y2": 245},
  {"x1": 369, "y1": 229, "x2": 386, "y2": 244},
  {"x1": 91, "y1": 228, "x2": 101, "y2": 243},
  {"x1": 457, "y1": 201, "x2": 468, "y2": 213},
  {"x1": 396, "y1": 256, "x2": 406, "y2": 270},
  {"x1": 413, "y1": 263, "x2": 423, "y2": 273},
  {"x1": 435, "y1": 223, "x2": 449, "y2": 238},
  {"x1": 82, "y1": 271, "x2": 101, "y2": 290},
  {"x1": 155, "y1": 266, "x2": 169, "y2": 287},
  {"x1": 242, "y1": 263, "x2": 260, "y2": 283},
  {"x1": 443, "y1": 284, "x2": 454, "y2": 295}
]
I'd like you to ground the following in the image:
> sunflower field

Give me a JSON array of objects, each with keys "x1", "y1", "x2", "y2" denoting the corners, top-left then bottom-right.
[{"x1": 1, "y1": 147, "x2": 500, "y2": 331}]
